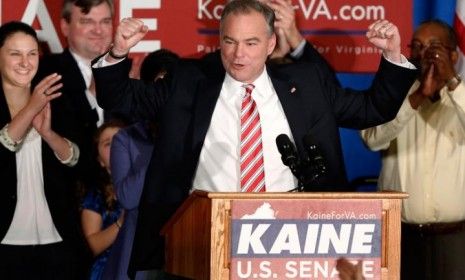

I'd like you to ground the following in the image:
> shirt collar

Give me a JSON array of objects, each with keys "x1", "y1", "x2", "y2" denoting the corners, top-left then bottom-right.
[
  {"x1": 69, "y1": 49, "x2": 92, "y2": 88},
  {"x1": 223, "y1": 67, "x2": 272, "y2": 99},
  {"x1": 69, "y1": 49, "x2": 91, "y2": 67}
]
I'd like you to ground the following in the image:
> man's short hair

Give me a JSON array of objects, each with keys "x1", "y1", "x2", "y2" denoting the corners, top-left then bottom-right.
[
  {"x1": 61, "y1": 0, "x2": 114, "y2": 22},
  {"x1": 220, "y1": 0, "x2": 275, "y2": 37},
  {"x1": 140, "y1": 49, "x2": 180, "y2": 83}
]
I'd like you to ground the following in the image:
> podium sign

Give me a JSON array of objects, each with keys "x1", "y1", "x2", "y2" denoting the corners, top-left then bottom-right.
[
  {"x1": 162, "y1": 191, "x2": 405, "y2": 280},
  {"x1": 230, "y1": 200, "x2": 382, "y2": 280}
]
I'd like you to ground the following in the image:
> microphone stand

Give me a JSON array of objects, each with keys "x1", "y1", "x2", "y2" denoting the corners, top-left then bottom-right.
[{"x1": 284, "y1": 160, "x2": 306, "y2": 192}]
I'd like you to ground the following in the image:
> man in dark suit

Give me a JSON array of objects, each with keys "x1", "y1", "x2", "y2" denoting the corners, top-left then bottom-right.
[
  {"x1": 93, "y1": 0, "x2": 416, "y2": 276},
  {"x1": 36, "y1": 0, "x2": 114, "y2": 188}
]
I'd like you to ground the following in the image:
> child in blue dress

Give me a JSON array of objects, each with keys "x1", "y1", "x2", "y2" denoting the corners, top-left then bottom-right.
[{"x1": 81, "y1": 120, "x2": 126, "y2": 280}]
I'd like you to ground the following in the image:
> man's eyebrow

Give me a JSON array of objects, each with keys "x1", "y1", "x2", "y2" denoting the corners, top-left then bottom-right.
[
  {"x1": 222, "y1": 35, "x2": 261, "y2": 41},
  {"x1": 245, "y1": 37, "x2": 260, "y2": 42},
  {"x1": 222, "y1": 35, "x2": 236, "y2": 41}
]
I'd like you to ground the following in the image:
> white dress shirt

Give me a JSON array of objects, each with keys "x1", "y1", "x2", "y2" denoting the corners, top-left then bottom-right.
[
  {"x1": 70, "y1": 50, "x2": 104, "y2": 127},
  {"x1": 193, "y1": 68, "x2": 297, "y2": 192},
  {"x1": 361, "y1": 81, "x2": 465, "y2": 223},
  {"x1": 1, "y1": 128, "x2": 62, "y2": 245}
]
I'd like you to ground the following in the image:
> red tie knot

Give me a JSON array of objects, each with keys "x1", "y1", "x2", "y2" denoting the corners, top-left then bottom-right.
[{"x1": 243, "y1": 83, "x2": 255, "y2": 96}]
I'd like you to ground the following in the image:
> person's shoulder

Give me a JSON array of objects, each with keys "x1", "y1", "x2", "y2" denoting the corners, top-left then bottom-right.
[
  {"x1": 39, "y1": 50, "x2": 77, "y2": 74},
  {"x1": 269, "y1": 60, "x2": 320, "y2": 78},
  {"x1": 174, "y1": 54, "x2": 224, "y2": 80},
  {"x1": 114, "y1": 122, "x2": 148, "y2": 143},
  {"x1": 40, "y1": 50, "x2": 71, "y2": 63},
  {"x1": 127, "y1": 121, "x2": 154, "y2": 142},
  {"x1": 81, "y1": 189, "x2": 105, "y2": 212}
]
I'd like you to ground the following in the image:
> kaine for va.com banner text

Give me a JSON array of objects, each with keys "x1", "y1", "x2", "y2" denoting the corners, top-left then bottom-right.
[
  {"x1": 1, "y1": 0, "x2": 412, "y2": 73},
  {"x1": 231, "y1": 200, "x2": 382, "y2": 279}
]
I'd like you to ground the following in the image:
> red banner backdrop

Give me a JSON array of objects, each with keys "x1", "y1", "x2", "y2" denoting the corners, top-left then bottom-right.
[{"x1": 1, "y1": 0, "x2": 412, "y2": 73}]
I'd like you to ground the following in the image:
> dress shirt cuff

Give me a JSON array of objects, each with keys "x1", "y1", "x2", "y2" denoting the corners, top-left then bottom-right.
[
  {"x1": 383, "y1": 53, "x2": 416, "y2": 69},
  {"x1": 54, "y1": 138, "x2": 80, "y2": 167},
  {"x1": 0, "y1": 124, "x2": 23, "y2": 152},
  {"x1": 289, "y1": 39, "x2": 306, "y2": 59},
  {"x1": 93, "y1": 53, "x2": 126, "y2": 68}
]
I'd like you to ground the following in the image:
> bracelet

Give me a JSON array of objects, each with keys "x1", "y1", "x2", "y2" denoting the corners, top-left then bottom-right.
[
  {"x1": 108, "y1": 48, "x2": 128, "y2": 60},
  {"x1": 0, "y1": 124, "x2": 23, "y2": 152},
  {"x1": 115, "y1": 220, "x2": 122, "y2": 229},
  {"x1": 54, "y1": 138, "x2": 79, "y2": 167}
]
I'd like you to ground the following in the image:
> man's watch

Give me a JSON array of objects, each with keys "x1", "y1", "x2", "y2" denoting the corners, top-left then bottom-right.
[
  {"x1": 108, "y1": 47, "x2": 128, "y2": 60},
  {"x1": 446, "y1": 74, "x2": 462, "y2": 90}
]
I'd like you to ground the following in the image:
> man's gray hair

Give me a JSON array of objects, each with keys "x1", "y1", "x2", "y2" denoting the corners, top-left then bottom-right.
[{"x1": 220, "y1": 0, "x2": 275, "y2": 36}]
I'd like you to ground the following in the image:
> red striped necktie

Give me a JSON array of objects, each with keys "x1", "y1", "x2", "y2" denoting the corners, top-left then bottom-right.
[{"x1": 240, "y1": 84, "x2": 266, "y2": 192}]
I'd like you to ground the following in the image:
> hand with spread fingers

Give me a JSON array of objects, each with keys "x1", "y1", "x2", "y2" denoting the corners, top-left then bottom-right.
[
  {"x1": 28, "y1": 73, "x2": 62, "y2": 115},
  {"x1": 366, "y1": 20, "x2": 402, "y2": 63}
]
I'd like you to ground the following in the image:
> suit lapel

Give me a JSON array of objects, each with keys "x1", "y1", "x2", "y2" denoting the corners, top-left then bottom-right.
[
  {"x1": 191, "y1": 66, "x2": 309, "y2": 152},
  {"x1": 62, "y1": 49, "x2": 87, "y2": 92},
  {"x1": 269, "y1": 69, "x2": 308, "y2": 148},
  {"x1": 191, "y1": 75, "x2": 225, "y2": 151},
  {"x1": 62, "y1": 49, "x2": 99, "y2": 124},
  {"x1": 0, "y1": 86, "x2": 11, "y2": 126}
]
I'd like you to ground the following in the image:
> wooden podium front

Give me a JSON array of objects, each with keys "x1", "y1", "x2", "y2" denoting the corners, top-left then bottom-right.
[{"x1": 161, "y1": 191, "x2": 406, "y2": 280}]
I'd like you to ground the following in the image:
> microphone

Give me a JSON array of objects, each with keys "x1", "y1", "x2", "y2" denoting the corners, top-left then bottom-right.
[
  {"x1": 276, "y1": 134, "x2": 300, "y2": 175},
  {"x1": 303, "y1": 134, "x2": 326, "y2": 182},
  {"x1": 276, "y1": 133, "x2": 327, "y2": 192},
  {"x1": 276, "y1": 134, "x2": 305, "y2": 192}
]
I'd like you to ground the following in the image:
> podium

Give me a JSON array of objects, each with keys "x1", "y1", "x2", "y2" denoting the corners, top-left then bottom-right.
[{"x1": 161, "y1": 191, "x2": 406, "y2": 280}]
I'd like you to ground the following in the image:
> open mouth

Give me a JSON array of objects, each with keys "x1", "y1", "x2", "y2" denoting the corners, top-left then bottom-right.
[
  {"x1": 15, "y1": 69, "x2": 31, "y2": 75},
  {"x1": 233, "y1": 63, "x2": 246, "y2": 69}
]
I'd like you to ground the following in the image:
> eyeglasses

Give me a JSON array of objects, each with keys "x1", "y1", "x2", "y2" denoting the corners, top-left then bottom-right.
[{"x1": 407, "y1": 40, "x2": 454, "y2": 53}]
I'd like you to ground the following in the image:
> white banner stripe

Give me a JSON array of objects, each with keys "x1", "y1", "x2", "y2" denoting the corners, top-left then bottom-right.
[{"x1": 457, "y1": 0, "x2": 465, "y2": 21}]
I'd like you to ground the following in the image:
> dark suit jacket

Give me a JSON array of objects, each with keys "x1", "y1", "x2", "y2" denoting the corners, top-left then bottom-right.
[
  {"x1": 35, "y1": 48, "x2": 101, "y2": 187},
  {"x1": 93, "y1": 49, "x2": 416, "y2": 274},
  {"x1": 101, "y1": 121, "x2": 154, "y2": 280},
  {"x1": 0, "y1": 84, "x2": 83, "y2": 247},
  {"x1": 291, "y1": 41, "x2": 340, "y2": 87}
]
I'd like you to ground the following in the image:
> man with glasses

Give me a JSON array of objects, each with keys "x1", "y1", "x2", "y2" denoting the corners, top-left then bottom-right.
[{"x1": 361, "y1": 20, "x2": 465, "y2": 280}]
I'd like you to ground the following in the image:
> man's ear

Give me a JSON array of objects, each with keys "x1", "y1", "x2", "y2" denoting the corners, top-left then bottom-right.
[
  {"x1": 60, "y1": 18, "x2": 70, "y2": 38},
  {"x1": 267, "y1": 33, "x2": 277, "y2": 56},
  {"x1": 450, "y1": 49, "x2": 459, "y2": 65}
]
